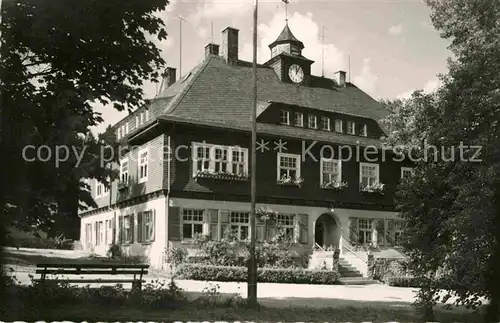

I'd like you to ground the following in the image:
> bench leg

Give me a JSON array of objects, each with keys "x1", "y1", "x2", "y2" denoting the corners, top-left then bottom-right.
[{"x1": 132, "y1": 281, "x2": 142, "y2": 292}]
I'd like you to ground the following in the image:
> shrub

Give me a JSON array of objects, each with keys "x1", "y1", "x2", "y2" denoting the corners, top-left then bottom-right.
[
  {"x1": 193, "y1": 232, "x2": 310, "y2": 269},
  {"x1": 255, "y1": 242, "x2": 304, "y2": 268},
  {"x1": 386, "y1": 276, "x2": 424, "y2": 287},
  {"x1": 193, "y1": 233, "x2": 246, "y2": 267},
  {"x1": 107, "y1": 243, "x2": 123, "y2": 259},
  {"x1": 372, "y1": 258, "x2": 411, "y2": 282},
  {"x1": 84, "y1": 284, "x2": 129, "y2": 306},
  {"x1": 194, "y1": 282, "x2": 246, "y2": 308},
  {"x1": 24, "y1": 278, "x2": 81, "y2": 307},
  {"x1": 164, "y1": 243, "x2": 188, "y2": 267},
  {"x1": 130, "y1": 279, "x2": 187, "y2": 309},
  {"x1": 175, "y1": 264, "x2": 342, "y2": 285}
]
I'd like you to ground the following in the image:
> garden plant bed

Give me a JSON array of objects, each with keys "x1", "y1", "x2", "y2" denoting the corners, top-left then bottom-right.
[{"x1": 175, "y1": 264, "x2": 342, "y2": 285}]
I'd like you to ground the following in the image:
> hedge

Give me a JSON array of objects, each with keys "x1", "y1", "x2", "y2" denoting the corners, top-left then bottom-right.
[
  {"x1": 175, "y1": 264, "x2": 342, "y2": 285},
  {"x1": 386, "y1": 276, "x2": 423, "y2": 287},
  {"x1": 386, "y1": 276, "x2": 450, "y2": 289},
  {"x1": 7, "y1": 237, "x2": 74, "y2": 250}
]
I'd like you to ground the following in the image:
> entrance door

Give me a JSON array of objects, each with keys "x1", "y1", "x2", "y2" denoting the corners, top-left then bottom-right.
[{"x1": 315, "y1": 221, "x2": 324, "y2": 247}]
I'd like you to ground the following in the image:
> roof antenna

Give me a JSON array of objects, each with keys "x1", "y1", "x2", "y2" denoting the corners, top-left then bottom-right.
[
  {"x1": 282, "y1": 0, "x2": 289, "y2": 25},
  {"x1": 176, "y1": 15, "x2": 189, "y2": 79},
  {"x1": 211, "y1": 21, "x2": 214, "y2": 43},
  {"x1": 322, "y1": 26, "x2": 325, "y2": 78},
  {"x1": 348, "y1": 54, "x2": 351, "y2": 83}
]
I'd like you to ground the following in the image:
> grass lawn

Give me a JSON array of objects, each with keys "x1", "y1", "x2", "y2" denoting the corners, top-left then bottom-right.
[{"x1": 6, "y1": 301, "x2": 482, "y2": 322}]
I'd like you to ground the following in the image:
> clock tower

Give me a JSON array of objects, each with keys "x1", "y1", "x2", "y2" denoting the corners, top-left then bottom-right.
[{"x1": 265, "y1": 23, "x2": 314, "y2": 85}]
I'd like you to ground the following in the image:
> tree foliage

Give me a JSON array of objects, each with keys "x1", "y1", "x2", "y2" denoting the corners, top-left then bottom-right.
[
  {"x1": 382, "y1": 0, "x2": 500, "y2": 320},
  {"x1": 0, "y1": 0, "x2": 169, "y2": 234}
]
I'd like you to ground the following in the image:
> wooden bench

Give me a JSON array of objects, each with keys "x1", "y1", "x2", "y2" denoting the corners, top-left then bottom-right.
[{"x1": 35, "y1": 263, "x2": 149, "y2": 290}]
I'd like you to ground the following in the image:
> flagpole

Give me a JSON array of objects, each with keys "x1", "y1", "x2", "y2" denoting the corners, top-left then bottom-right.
[{"x1": 248, "y1": 0, "x2": 258, "y2": 307}]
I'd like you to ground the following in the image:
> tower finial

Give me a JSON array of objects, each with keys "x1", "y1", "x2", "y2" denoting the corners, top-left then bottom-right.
[{"x1": 282, "y1": 0, "x2": 289, "y2": 24}]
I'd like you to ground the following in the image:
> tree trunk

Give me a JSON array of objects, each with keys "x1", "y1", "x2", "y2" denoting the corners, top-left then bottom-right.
[
  {"x1": 484, "y1": 185, "x2": 500, "y2": 322},
  {"x1": 484, "y1": 183, "x2": 500, "y2": 322}
]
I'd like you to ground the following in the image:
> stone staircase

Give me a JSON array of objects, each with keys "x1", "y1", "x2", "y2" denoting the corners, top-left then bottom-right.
[
  {"x1": 338, "y1": 257, "x2": 363, "y2": 278},
  {"x1": 309, "y1": 250, "x2": 379, "y2": 285}
]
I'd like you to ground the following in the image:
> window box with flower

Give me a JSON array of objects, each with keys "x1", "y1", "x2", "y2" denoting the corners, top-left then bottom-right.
[
  {"x1": 276, "y1": 175, "x2": 303, "y2": 187},
  {"x1": 359, "y1": 182, "x2": 385, "y2": 194},
  {"x1": 117, "y1": 180, "x2": 129, "y2": 190},
  {"x1": 194, "y1": 169, "x2": 249, "y2": 182},
  {"x1": 321, "y1": 180, "x2": 348, "y2": 191}
]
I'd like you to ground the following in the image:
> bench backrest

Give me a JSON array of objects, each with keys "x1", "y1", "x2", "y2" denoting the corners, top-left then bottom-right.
[{"x1": 36, "y1": 263, "x2": 149, "y2": 276}]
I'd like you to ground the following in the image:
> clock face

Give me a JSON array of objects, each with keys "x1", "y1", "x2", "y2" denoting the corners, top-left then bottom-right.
[{"x1": 288, "y1": 64, "x2": 304, "y2": 83}]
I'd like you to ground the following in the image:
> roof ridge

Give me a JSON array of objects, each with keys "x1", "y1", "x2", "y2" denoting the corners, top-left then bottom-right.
[{"x1": 161, "y1": 56, "x2": 214, "y2": 115}]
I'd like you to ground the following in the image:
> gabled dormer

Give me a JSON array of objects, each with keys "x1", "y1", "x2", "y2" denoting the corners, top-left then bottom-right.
[{"x1": 264, "y1": 23, "x2": 314, "y2": 85}]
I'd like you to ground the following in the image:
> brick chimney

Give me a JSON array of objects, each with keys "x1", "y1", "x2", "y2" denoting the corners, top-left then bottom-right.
[
  {"x1": 220, "y1": 27, "x2": 239, "y2": 64},
  {"x1": 205, "y1": 43, "x2": 220, "y2": 57},
  {"x1": 334, "y1": 70, "x2": 346, "y2": 87},
  {"x1": 163, "y1": 67, "x2": 177, "y2": 87}
]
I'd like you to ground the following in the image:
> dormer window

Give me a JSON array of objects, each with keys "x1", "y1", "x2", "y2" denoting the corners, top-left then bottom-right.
[
  {"x1": 335, "y1": 120, "x2": 343, "y2": 133},
  {"x1": 321, "y1": 117, "x2": 330, "y2": 131},
  {"x1": 347, "y1": 121, "x2": 356, "y2": 135},
  {"x1": 280, "y1": 110, "x2": 290, "y2": 125},
  {"x1": 295, "y1": 112, "x2": 303, "y2": 127},
  {"x1": 308, "y1": 115, "x2": 317, "y2": 129},
  {"x1": 361, "y1": 124, "x2": 368, "y2": 137}
]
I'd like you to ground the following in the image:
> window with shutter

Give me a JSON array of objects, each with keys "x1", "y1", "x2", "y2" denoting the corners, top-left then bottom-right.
[
  {"x1": 118, "y1": 217, "x2": 124, "y2": 244},
  {"x1": 168, "y1": 207, "x2": 181, "y2": 241},
  {"x1": 348, "y1": 217, "x2": 358, "y2": 242},
  {"x1": 138, "y1": 210, "x2": 155, "y2": 243},
  {"x1": 298, "y1": 214, "x2": 309, "y2": 244},
  {"x1": 137, "y1": 213, "x2": 143, "y2": 242},
  {"x1": 208, "y1": 209, "x2": 219, "y2": 240},
  {"x1": 375, "y1": 219, "x2": 385, "y2": 246},
  {"x1": 386, "y1": 219, "x2": 395, "y2": 245},
  {"x1": 267, "y1": 225, "x2": 277, "y2": 240},
  {"x1": 220, "y1": 210, "x2": 230, "y2": 239}
]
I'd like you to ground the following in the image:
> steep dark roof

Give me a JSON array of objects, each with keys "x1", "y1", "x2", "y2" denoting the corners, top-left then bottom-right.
[
  {"x1": 143, "y1": 55, "x2": 389, "y2": 146},
  {"x1": 157, "y1": 56, "x2": 387, "y2": 119},
  {"x1": 269, "y1": 24, "x2": 304, "y2": 49}
]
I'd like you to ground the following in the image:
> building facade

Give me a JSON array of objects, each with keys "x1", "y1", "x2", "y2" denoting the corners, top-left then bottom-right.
[{"x1": 79, "y1": 24, "x2": 411, "y2": 274}]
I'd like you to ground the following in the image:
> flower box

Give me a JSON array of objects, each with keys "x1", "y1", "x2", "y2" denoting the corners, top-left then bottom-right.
[
  {"x1": 359, "y1": 182, "x2": 385, "y2": 194},
  {"x1": 117, "y1": 181, "x2": 129, "y2": 190},
  {"x1": 276, "y1": 176, "x2": 303, "y2": 187},
  {"x1": 194, "y1": 170, "x2": 248, "y2": 182},
  {"x1": 320, "y1": 180, "x2": 348, "y2": 191}
]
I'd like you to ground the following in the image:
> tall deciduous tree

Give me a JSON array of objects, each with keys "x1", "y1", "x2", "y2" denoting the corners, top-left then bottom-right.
[
  {"x1": 1, "y1": 0, "x2": 169, "y2": 228},
  {"x1": 381, "y1": 0, "x2": 500, "y2": 321},
  {"x1": 0, "y1": 0, "x2": 170, "y2": 298}
]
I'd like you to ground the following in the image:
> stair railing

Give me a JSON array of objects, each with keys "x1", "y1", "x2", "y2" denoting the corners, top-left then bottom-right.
[
  {"x1": 314, "y1": 242, "x2": 325, "y2": 251},
  {"x1": 341, "y1": 236, "x2": 368, "y2": 263}
]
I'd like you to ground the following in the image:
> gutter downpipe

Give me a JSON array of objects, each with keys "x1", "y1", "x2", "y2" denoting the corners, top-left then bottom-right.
[
  {"x1": 164, "y1": 125, "x2": 173, "y2": 269},
  {"x1": 109, "y1": 156, "x2": 116, "y2": 245}
]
